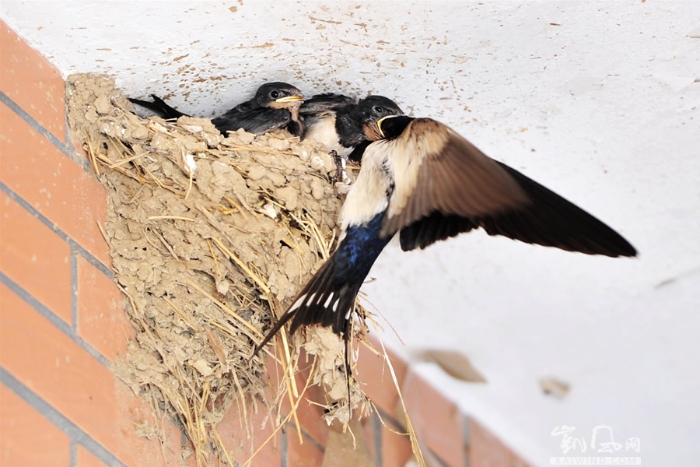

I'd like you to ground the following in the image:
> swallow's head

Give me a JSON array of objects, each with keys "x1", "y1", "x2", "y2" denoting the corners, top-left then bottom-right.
[
  {"x1": 356, "y1": 95, "x2": 404, "y2": 141},
  {"x1": 256, "y1": 82, "x2": 305, "y2": 109}
]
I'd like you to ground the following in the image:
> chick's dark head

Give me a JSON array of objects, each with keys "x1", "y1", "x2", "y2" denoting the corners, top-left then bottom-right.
[
  {"x1": 255, "y1": 82, "x2": 305, "y2": 109},
  {"x1": 356, "y1": 95, "x2": 404, "y2": 141},
  {"x1": 377, "y1": 115, "x2": 414, "y2": 140}
]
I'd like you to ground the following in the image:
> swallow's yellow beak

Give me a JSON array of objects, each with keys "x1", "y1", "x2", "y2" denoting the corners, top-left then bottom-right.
[{"x1": 275, "y1": 95, "x2": 304, "y2": 103}]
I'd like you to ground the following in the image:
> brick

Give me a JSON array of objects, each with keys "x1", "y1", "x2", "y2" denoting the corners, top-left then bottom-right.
[
  {"x1": 0, "y1": 21, "x2": 66, "y2": 142},
  {"x1": 321, "y1": 419, "x2": 373, "y2": 467},
  {"x1": 381, "y1": 422, "x2": 413, "y2": 467},
  {"x1": 0, "y1": 103, "x2": 110, "y2": 265},
  {"x1": 76, "y1": 256, "x2": 132, "y2": 361},
  {"x1": 217, "y1": 395, "x2": 282, "y2": 467},
  {"x1": 401, "y1": 370, "x2": 465, "y2": 467},
  {"x1": 360, "y1": 412, "x2": 378, "y2": 465},
  {"x1": 0, "y1": 191, "x2": 72, "y2": 323},
  {"x1": 296, "y1": 390, "x2": 331, "y2": 448},
  {"x1": 265, "y1": 347, "x2": 331, "y2": 447},
  {"x1": 469, "y1": 418, "x2": 532, "y2": 467},
  {"x1": 287, "y1": 430, "x2": 324, "y2": 467},
  {"x1": 111, "y1": 382, "x2": 184, "y2": 467},
  {"x1": 356, "y1": 336, "x2": 408, "y2": 421},
  {"x1": 0, "y1": 283, "x2": 174, "y2": 467},
  {"x1": 0, "y1": 385, "x2": 71, "y2": 466},
  {"x1": 76, "y1": 445, "x2": 107, "y2": 467}
]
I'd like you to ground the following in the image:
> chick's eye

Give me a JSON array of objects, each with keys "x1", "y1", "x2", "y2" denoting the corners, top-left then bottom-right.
[
  {"x1": 270, "y1": 91, "x2": 280, "y2": 99},
  {"x1": 373, "y1": 106, "x2": 384, "y2": 114}
]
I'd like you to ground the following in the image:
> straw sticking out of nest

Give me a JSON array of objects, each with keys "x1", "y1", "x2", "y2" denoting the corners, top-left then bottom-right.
[{"x1": 67, "y1": 73, "x2": 371, "y2": 465}]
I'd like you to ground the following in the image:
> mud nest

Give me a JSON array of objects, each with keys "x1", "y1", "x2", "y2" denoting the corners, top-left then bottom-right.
[{"x1": 66, "y1": 73, "x2": 374, "y2": 466}]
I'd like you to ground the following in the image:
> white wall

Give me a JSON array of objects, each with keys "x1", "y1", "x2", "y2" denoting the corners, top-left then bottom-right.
[{"x1": 3, "y1": 1, "x2": 699, "y2": 465}]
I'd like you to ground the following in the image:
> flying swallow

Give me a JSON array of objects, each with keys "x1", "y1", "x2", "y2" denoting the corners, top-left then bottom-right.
[
  {"x1": 129, "y1": 82, "x2": 305, "y2": 137},
  {"x1": 301, "y1": 94, "x2": 404, "y2": 163},
  {"x1": 254, "y1": 114, "x2": 636, "y2": 365}
]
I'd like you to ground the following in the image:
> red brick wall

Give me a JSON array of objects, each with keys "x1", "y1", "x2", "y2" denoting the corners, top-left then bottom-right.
[
  {"x1": 0, "y1": 20, "x2": 184, "y2": 467},
  {"x1": 0, "y1": 20, "x2": 531, "y2": 467}
]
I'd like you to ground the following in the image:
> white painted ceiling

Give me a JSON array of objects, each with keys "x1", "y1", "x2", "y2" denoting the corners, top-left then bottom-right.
[{"x1": 3, "y1": 1, "x2": 699, "y2": 465}]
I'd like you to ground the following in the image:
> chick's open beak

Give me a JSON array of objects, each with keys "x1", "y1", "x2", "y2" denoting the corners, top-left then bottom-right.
[{"x1": 377, "y1": 115, "x2": 397, "y2": 138}]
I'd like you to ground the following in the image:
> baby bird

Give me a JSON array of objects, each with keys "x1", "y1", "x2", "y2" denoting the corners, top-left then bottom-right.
[{"x1": 129, "y1": 82, "x2": 305, "y2": 137}]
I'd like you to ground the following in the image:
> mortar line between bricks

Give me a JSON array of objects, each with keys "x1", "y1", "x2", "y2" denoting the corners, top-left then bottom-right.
[
  {"x1": 281, "y1": 429, "x2": 288, "y2": 467},
  {"x1": 282, "y1": 420, "x2": 326, "y2": 454},
  {"x1": 0, "y1": 91, "x2": 92, "y2": 172},
  {"x1": 0, "y1": 368, "x2": 127, "y2": 467},
  {"x1": 301, "y1": 427, "x2": 325, "y2": 453},
  {"x1": 376, "y1": 406, "x2": 403, "y2": 432},
  {"x1": 0, "y1": 181, "x2": 113, "y2": 279},
  {"x1": 431, "y1": 448, "x2": 451, "y2": 467},
  {"x1": 70, "y1": 440, "x2": 77, "y2": 467},
  {"x1": 71, "y1": 246, "x2": 78, "y2": 332},
  {"x1": 371, "y1": 410, "x2": 383, "y2": 467},
  {"x1": 65, "y1": 107, "x2": 73, "y2": 155},
  {"x1": 0, "y1": 272, "x2": 110, "y2": 367},
  {"x1": 462, "y1": 414, "x2": 471, "y2": 465}
]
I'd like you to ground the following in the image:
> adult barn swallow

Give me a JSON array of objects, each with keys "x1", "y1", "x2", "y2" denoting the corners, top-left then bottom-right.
[
  {"x1": 129, "y1": 82, "x2": 305, "y2": 137},
  {"x1": 301, "y1": 94, "x2": 404, "y2": 162},
  {"x1": 255, "y1": 115, "x2": 636, "y2": 355}
]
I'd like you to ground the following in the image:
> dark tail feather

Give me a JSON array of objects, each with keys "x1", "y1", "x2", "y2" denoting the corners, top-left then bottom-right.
[
  {"x1": 128, "y1": 94, "x2": 188, "y2": 119},
  {"x1": 289, "y1": 254, "x2": 363, "y2": 337},
  {"x1": 254, "y1": 252, "x2": 362, "y2": 355},
  {"x1": 253, "y1": 218, "x2": 389, "y2": 415},
  {"x1": 253, "y1": 251, "x2": 364, "y2": 415},
  {"x1": 344, "y1": 319, "x2": 353, "y2": 419},
  {"x1": 252, "y1": 305, "x2": 298, "y2": 355}
]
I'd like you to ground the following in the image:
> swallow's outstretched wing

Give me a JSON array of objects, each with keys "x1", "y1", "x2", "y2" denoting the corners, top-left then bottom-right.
[{"x1": 378, "y1": 118, "x2": 637, "y2": 257}]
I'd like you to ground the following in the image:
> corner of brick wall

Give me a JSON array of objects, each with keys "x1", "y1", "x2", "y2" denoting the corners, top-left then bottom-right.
[{"x1": 0, "y1": 20, "x2": 533, "y2": 467}]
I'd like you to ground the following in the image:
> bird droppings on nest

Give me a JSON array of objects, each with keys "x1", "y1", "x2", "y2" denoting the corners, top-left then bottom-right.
[{"x1": 66, "y1": 73, "x2": 371, "y2": 466}]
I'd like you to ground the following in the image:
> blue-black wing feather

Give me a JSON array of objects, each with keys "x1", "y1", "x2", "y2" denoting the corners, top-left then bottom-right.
[
  {"x1": 128, "y1": 94, "x2": 188, "y2": 119},
  {"x1": 300, "y1": 93, "x2": 356, "y2": 116},
  {"x1": 212, "y1": 107, "x2": 292, "y2": 135}
]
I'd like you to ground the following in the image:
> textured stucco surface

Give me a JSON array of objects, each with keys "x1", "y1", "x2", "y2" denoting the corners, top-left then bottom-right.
[{"x1": 2, "y1": 1, "x2": 699, "y2": 465}]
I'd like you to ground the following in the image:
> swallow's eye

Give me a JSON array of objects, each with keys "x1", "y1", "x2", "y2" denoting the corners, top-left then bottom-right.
[
  {"x1": 270, "y1": 90, "x2": 280, "y2": 99},
  {"x1": 373, "y1": 106, "x2": 384, "y2": 114}
]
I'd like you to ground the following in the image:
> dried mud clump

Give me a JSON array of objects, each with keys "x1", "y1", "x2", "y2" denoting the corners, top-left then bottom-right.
[{"x1": 66, "y1": 73, "x2": 370, "y2": 465}]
